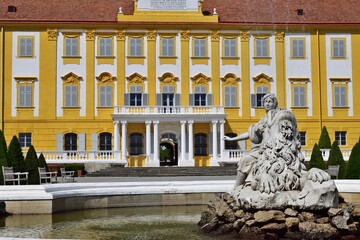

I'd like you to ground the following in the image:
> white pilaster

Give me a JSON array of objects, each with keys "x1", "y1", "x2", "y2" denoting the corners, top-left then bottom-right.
[
  {"x1": 153, "y1": 121, "x2": 159, "y2": 164},
  {"x1": 145, "y1": 121, "x2": 151, "y2": 157},
  {"x1": 188, "y1": 121, "x2": 194, "y2": 163},
  {"x1": 114, "y1": 121, "x2": 120, "y2": 151},
  {"x1": 211, "y1": 121, "x2": 218, "y2": 165},
  {"x1": 121, "y1": 121, "x2": 127, "y2": 163},
  {"x1": 180, "y1": 121, "x2": 186, "y2": 162},
  {"x1": 220, "y1": 120, "x2": 225, "y2": 160}
]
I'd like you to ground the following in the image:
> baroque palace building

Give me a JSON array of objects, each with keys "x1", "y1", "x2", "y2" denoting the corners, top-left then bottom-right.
[{"x1": 0, "y1": 0, "x2": 359, "y2": 167}]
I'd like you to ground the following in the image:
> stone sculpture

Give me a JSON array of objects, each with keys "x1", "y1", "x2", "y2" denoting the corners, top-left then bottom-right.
[
  {"x1": 199, "y1": 94, "x2": 359, "y2": 239},
  {"x1": 223, "y1": 93, "x2": 337, "y2": 210}
]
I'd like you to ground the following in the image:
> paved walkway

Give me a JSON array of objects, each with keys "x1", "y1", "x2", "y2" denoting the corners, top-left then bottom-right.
[{"x1": 74, "y1": 175, "x2": 236, "y2": 183}]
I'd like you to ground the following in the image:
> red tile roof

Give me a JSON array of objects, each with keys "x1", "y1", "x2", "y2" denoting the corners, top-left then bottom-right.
[{"x1": 0, "y1": 0, "x2": 359, "y2": 25}]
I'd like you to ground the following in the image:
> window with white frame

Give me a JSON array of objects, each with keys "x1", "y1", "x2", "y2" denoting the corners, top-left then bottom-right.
[
  {"x1": 18, "y1": 85, "x2": 32, "y2": 107},
  {"x1": 130, "y1": 133, "x2": 143, "y2": 155},
  {"x1": 335, "y1": 131, "x2": 346, "y2": 146},
  {"x1": 299, "y1": 131, "x2": 306, "y2": 146},
  {"x1": 255, "y1": 38, "x2": 268, "y2": 57},
  {"x1": 195, "y1": 133, "x2": 207, "y2": 156},
  {"x1": 251, "y1": 86, "x2": 268, "y2": 107},
  {"x1": 224, "y1": 86, "x2": 236, "y2": 107},
  {"x1": 19, "y1": 133, "x2": 31, "y2": 148},
  {"x1": 65, "y1": 85, "x2": 78, "y2": 107},
  {"x1": 293, "y1": 85, "x2": 306, "y2": 107},
  {"x1": 99, "y1": 85, "x2": 112, "y2": 107},
  {"x1": 224, "y1": 38, "x2": 236, "y2": 57},
  {"x1": 130, "y1": 86, "x2": 143, "y2": 106},
  {"x1": 130, "y1": 37, "x2": 142, "y2": 56},
  {"x1": 99, "y1": 37, "x2": 112, "y2": 56},
  {"x1": 99, "y1": 132, "x2": 112, "y2": 151},
  {"x1": 332, "y1": 39, "x2": 345, "y2": 58},
  {"x1": 65, "y1": 37, "x2": 79, "y2": 56},
  {"x1": 194, "y1": 38, "x2": 206, "y2": 57},
  {"x1": 194, "y1": 86, "x2": 207, "y2": 106},
  {"x1": 64, "y1": 133, "x2": 77, "y2": 151},
  {"x1": 292, "y1": 39, "x2": 305, "y2": 58},
  {"x1": 19, "y1": 37, "x2": 33, "y2": 57},
  {"x1": 334, "y1": 85, "x2": 346, "y2": 107},
  {"x1": 161, "y1": 38, "x2": 174, "y2": 57}
]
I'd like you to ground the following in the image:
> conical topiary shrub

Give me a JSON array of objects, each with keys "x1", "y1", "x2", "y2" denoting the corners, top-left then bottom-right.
[
  {"x1": 7, "y1": 136, "x2": 25, "y2": 173},
  {"x1": 38, "y1": 153, "x2": 49, "y2": 172},
  {"x1": 345, "y1": 143, "x2": 360, "y2": 179},
  {"x1": 327, "y1": 141, "x2": 346, "y2": 179},
  {"x1": 0, "y1": 143, "x2": 8, "y2": 185},
  {"x1": 25, "y1": 145, "x2": 39, "y2": 185},
  {"x1": 318, "y1": 126, "x2": 332, "y2": 149},
  {"x1": 308, "y1": 143, "x2": 326, "y2": 170}
]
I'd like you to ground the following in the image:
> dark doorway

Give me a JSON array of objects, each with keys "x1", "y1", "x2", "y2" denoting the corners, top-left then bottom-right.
[{"x1": 160, "y1": 137, "x2": 178, "y2": 166}]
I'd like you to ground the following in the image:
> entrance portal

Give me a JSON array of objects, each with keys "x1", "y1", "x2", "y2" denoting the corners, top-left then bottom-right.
[{"x1": 160, "y1": 136, "x2": 178, "y2": 166}]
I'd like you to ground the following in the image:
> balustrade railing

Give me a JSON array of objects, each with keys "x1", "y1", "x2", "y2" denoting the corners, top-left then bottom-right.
[{"x1": 113, "y1": 106, "x2": 225, "y2": 115}]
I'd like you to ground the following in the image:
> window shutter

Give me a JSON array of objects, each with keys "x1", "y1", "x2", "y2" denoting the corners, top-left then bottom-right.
[
  {"x1": 124, "y1": 93, "x2": 130, "y2": 106},
  {"x1": 175, "y1": 94, "x2": 180, "y2": 106},
  {"x1": 251, "y1": 94, "x2": 256, "y2": 107},
  {"x1": 189, "y1": 94, "x2": 194, "y2": 106},
  {"x1": 207, "y1": 94, "x2": 213, "y2": 106},
  {"x1": 56, "y1": 133, "x2": 63, "y2": 151},
  {"x1": 156, "y1": 94, "x2": 162, "y2": 106},
  {"x1": 142, "y1": 94, "x2": 148, "y2": 106},
  {"x1": 92, "y1": 133, "x2": 98, "y2": 151},
  {"x1": 79, "y1": 133, "x2": 86, "y2": 151}
]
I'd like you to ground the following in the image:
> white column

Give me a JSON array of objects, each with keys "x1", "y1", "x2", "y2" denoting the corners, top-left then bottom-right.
[
  {"x1": 153, "y1": 121, "x2": 159, "y2": 162},
  {"x1": 180, "y1": 121, "x2": 186, "y2": 162},
  {"x1": 113, "y1": 121, "x2": 120, "y2": 151},
  {"x1": 220, "y1": 120, "x2": 225, "y2": 160},
  {"x1": 121, "y1": 121, "x2": 127, "y2": 162},
  {"x1": 188, "y1": 121, "x2": 194, "y2": 161},
  {"x1": 212, "y1": 121, "x2": 218, "y2": 162},
  {"x1": 145, "y1": 121, "x2": 151, "y2": 157}
]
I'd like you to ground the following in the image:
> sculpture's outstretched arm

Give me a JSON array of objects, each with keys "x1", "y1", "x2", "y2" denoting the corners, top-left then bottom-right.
[{"x1": 223, "y1": 132, "x2": 249, "y2": 142}]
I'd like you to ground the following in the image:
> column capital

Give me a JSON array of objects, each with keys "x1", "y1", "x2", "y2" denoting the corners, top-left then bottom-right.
[
  {"x1": 85, "y1": 30, "x2": 95, "y2": 41},
  {"x1": 188, "y1": 120, "x2": 194, "y2": 124},
  {"x1": 180, "y1": 120, "x2": 187, "y2": 124},
  {"x1": 116, "y1": 29, "x2": 126, "y2": 41},
  {"x1": 211, "y1": 120, "x2": 218, "y2": 124},
  {"x1": 153, "y1": 121, "x2": 160, "y2": 125},
  {"x1": 121, "y1": 121, "x2": 127, "y2": 125},
  {"x1": 47, "y1": 28, "x2": 58, "y2": 41},
  {"x1": 219, "y1": 120, "x2": 226, "y2": 124},
  {"x1": 113, "y1": 120, "x2": 120, "y2": 125},
  {"x1": 145, "y1": 121, "x2": 152, "y2": 125}
]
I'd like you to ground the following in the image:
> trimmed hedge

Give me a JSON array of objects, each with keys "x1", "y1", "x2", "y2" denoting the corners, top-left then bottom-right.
[
  {"x1": 25, "y1": 145, "x2": 39, "y2": 185},
  {"x1": 308, "y1": 143, "x2": 326, "y2": 170},
  {"x1": 327, "y1": 141, "x2": 346, "y2": 179},
  {"x1": 318, "y1": 126, "x2": 332, "y2": 149},
  {"x1": 345, "y1": 143, "x2": 360, "y2": 179},
  {"x1": 8, "y1": 136, "x2": 25, "y2": 173}
]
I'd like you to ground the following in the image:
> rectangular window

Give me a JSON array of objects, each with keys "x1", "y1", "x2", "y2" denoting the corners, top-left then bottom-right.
[
  {"x1": 65, "y1": 85, "x2": 78, "y2": 107},
  {"x1": 194, "y1": 38, "x2": 206, "y2": 57},
  {"x1": 299, "y1": 131, "x2": 306, "y2": 146},
  {"x1": 65, "y1": 37, "x2": 79, "y2": 56},
  {"x1": 130, "y1": 86, "x2": 142, "y2": 106},
  {"x1": 293, "y1": 86, "x2": 306, "y2": 107},
  {"x1": 130, "y1": 38, "x2": 142, "y2": 56},
  {"x1": 224, "y1": 38, "x2": 236, "y2": 57},
  {"x1": 130, "y1": 133, "x2": 143, "y2": 155},
  {"x1": 99, "y1": 37, "x2": 112, "y2": 56},
  {"x1": 99, "y1": 85, "x2": 112, "y2": 107},
  {"x1": 18, "y1": 85, "x2": 32, "y2": 107},
  {"x1": 332, "y1": 39, "x2": 345, "y2": 58},
  {"x1": 334, "y1": 85, "x2": 346, "y2": 107},
  {"x1": 335, "y1": 131, "x2": 346, "y2": 146},
  {"x1": 19, "y1": 37, "x2": 33, "y2": 57},
  {"x1": 195, "y1": 133, "x2": 207, "y2": 156},
  {"x1": 161, "y1": 38, "x2": 174, "y2": 57},
  {"x1": 255, "y1": 38, "x2": 268, "y2": 57},
  {"x1": 224, "y1": 86, "x2": 236, "y2": 107},
  {"x1": 194, "y1": 86, "x2": 207, "y2": 106},
  {"x1": 19, "y1": 133, "x2": 31, "y2": 148},
  {"x1": 251, "y1": 86, "x2": 268, "y2": 107},
  {"x1": 292, "y1": 39, "x2": 304, "y2": 58}
]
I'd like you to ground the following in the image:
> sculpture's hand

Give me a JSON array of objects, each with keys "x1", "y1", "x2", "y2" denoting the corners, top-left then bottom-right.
[
  {"x1": 259, "y1": 174, "x2": 277, "y2": 194},
  {"x1": 307, "y1": 168, "x2": 331, "y2": 183}
]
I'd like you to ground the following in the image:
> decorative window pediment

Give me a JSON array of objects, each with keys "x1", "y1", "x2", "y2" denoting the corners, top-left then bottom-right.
[
  {"x1": 96, "y1": 72, "x2": 115, "y2": 83},
  {"x1": 61, "y1": 72, "x2": 81, "y2": 84},
  {"x1": 221, "y1": 73, "x2": 240, "y2": 85},
  {"x1": 126, "y1": 72, "x2": 146, "y2": 84},
  {"x1": 191, "y1": 73, "x2": 210, "y2": 86},
  {"x1": 252, "y1": 73, "x2": 272, "y2": 84},
  {"x1": 158, "y1": 72, "x2": 178, "y2": 84}
]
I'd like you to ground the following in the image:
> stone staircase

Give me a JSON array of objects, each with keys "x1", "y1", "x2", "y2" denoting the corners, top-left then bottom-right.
[{"x1": 86, "y1": 165, "x2": 237, "y2": 177}]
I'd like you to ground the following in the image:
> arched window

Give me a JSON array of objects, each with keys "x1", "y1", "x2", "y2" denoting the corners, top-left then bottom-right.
[
  {"x1": 194, "y1": 133, "x2": 207, "y2": 156},
  {"x1": 225, "y1": 133, "x2": 239, "y2": 149},
  {"x1": 64, "y1": 133, "x2": 77, "y2": 151},
  {"x1": 99, "y1": 132, "x2": 112, "y2": 151},
  {"x1": 130, "y1": 133, "x2": 143, "y2": 155}
]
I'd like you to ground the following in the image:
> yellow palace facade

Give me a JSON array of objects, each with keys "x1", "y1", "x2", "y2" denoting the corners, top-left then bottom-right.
[{"x1": 0, "y1": 0, "x2": 359, "y2": 167}]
